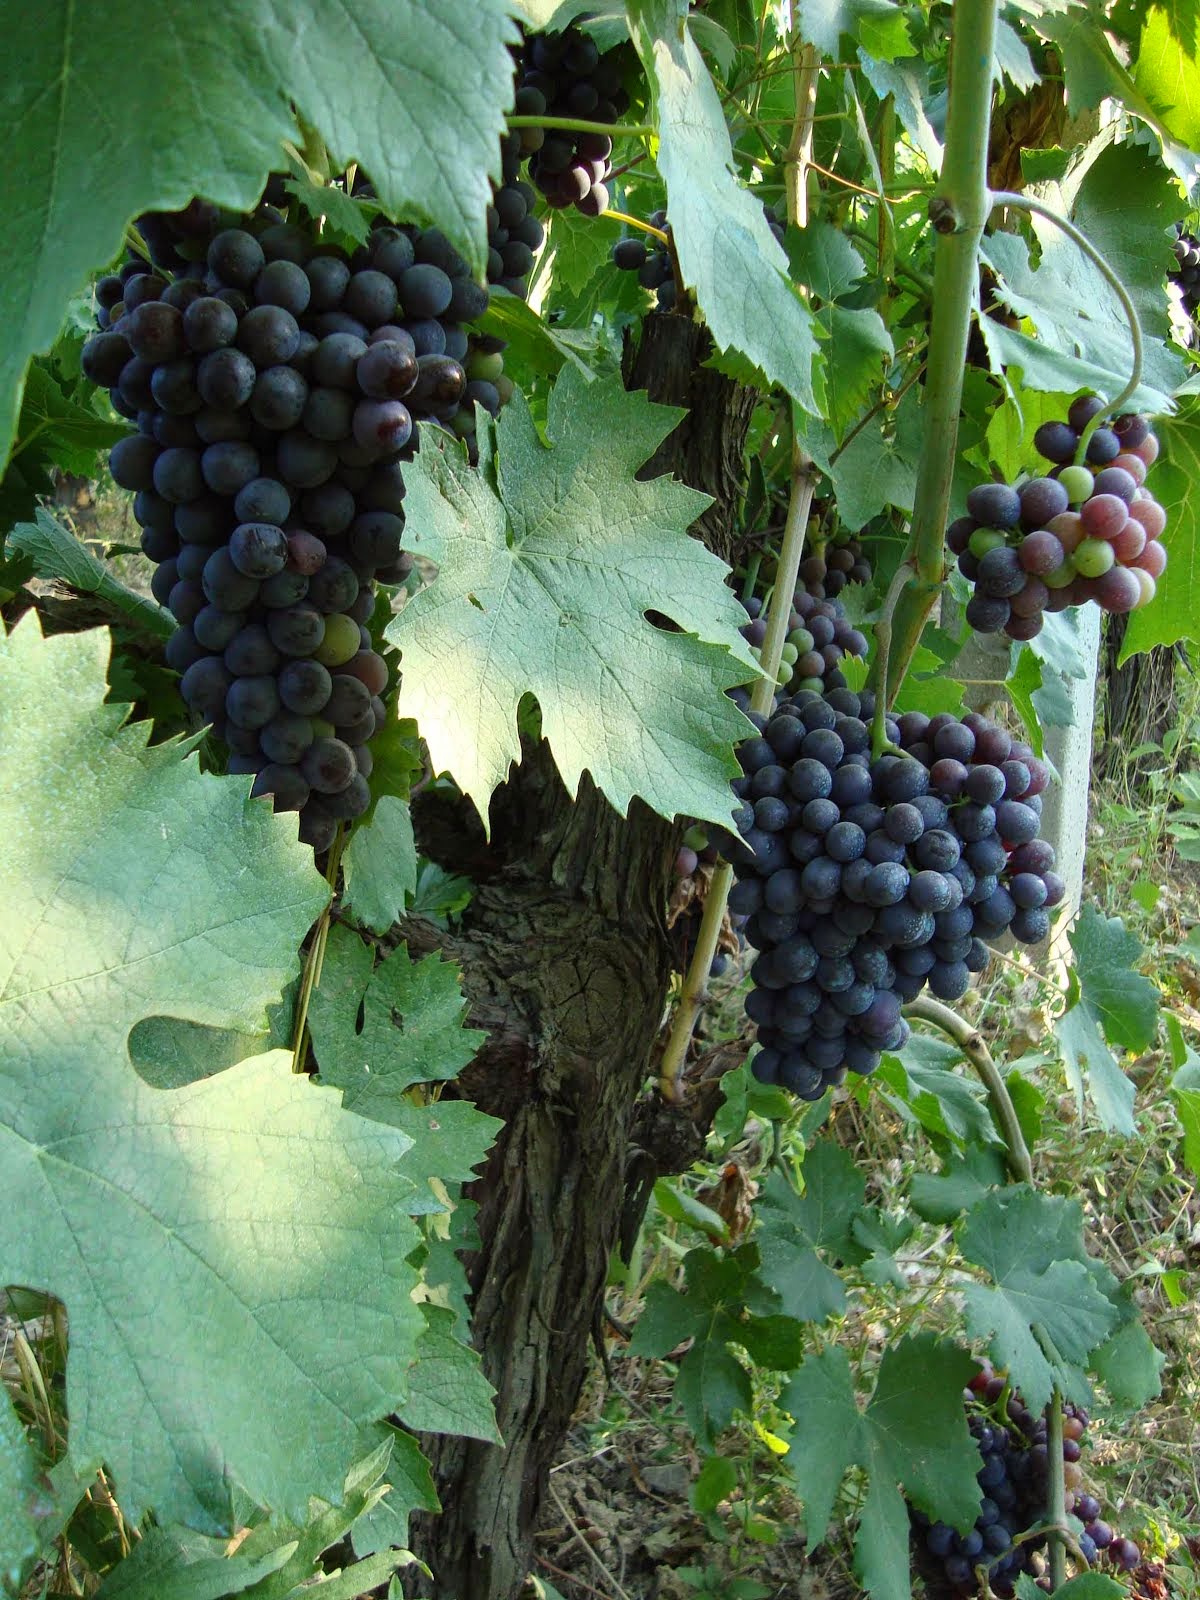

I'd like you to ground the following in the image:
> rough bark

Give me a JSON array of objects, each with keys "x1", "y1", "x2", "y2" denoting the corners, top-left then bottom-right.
[{"x1": 406, "y1": 315, "x2": 756, "y2": 1600}]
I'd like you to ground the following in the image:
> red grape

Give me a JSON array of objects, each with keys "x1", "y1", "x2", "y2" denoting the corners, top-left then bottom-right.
[
  {"x1": 1079, "y1": 493, "x2": 1128, "y2": 540},
  {"x1": 1132, "y1": 569, "x2": 1157, "y2": 607},
  {"x1": 1110, "y1": 520, "x2": 1147, "y2": 564},
  {"x1": 1128, "y1": 497, "x2": 1166, "y2": 539},
  {"x1": 1134, "y1": 540, "x2": 1167, "y2": 578},
  {"x1": 1018, "y1": 529, "x2": 1065, "y2": 574},
  {"x1": 1093, "y1": 565, "x2": 1142, "y2": 612},
  {"x1": 1130, "y1": 432, "x2": 1160, "y2": 466},
  {"x1": 1047, "y1": 510, "x2": 1084, "y2": 553}
]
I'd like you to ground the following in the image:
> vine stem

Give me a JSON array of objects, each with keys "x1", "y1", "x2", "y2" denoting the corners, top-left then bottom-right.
[
  {"x1": 290, "y1": 826, "x2": 347, "y2": 1073},
  {"x1": 870, "y1": 559, "x2": 912, "y2": 758},
  {"x1": 603, "y1": 208, "x2": 670, "y2": 245},
  {"x1": 902, "y1": 996, "x2": 1034, "y2": 1184},
  {"x1": 880, "y1": 0, "x2": 1000, "y2": 706},
  {"x1": 657, "y1": 455, "x2": 815, "y2": 1104},
  {"x1": 990, "y1": 189, "x2": 1145, "y2": 459},
  {"x1": 656, "y1": 30, "x2": 819, "y2": 1105},
  {"x1": 784, "y1": 41, "x2": 819, "y2": 228},
  {"x1": 506, "y1": 115, "x2": 653, "y2": 137}
]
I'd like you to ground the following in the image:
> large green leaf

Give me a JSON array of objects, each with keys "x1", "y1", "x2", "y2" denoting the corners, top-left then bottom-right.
[
  {"x1": 787, "y1": 225, "x2": 893, "y2": 442},
  {"x1": 1, "y1": 1394, "x2": 41, "y2": 1590},
  {"x1": 958, "y1": 1188, "x2": 1119, "y2": 1413},
  {"x1": 795, "y1": 0, "x2": 913, "y2": 60},
  {"x1": 0, "y1": 0, "x2": 518, "y2": 472},
  {"x1": 780, "y1": 1336, "x2": 981, "y2": 1600},
  {"x1": 627, "y1": 0, "x2": 820, "y2": 413},
  {"x1": 387, "y1": 372, "x2": 759, "y2": 828},
  {"x1": 0, "y1": 617, "x2": 431, "y2": 1533},
  {"x1": 754, "y1": 1143, "x2": 866, "y2": 1323},
  {"x1": 1053, "y1": 906, "x2": 1156, "y2": 1134},
  {"x1": 1134, "y1": 6, "x2": 1200, "y2": 148},
  {"x1": 342, "y1": 795, "x2": 418, "y2": 936}
]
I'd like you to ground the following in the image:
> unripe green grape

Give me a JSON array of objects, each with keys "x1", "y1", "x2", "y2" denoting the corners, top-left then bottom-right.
[
  {"x1": 315, "y1": 612, "x2": 362, "y2": 666},
  {"x1": 1058, "y1": 464, "x2": 1094, "y2": 504},
  {"x1": 1043, "y1": 561, "x2": 1077, "y2": 589},
  {"x1": 796, "y1": 675, "x2": 823, "y2": 692},
  {"x1": 683, "y1": 824, "x2": 708, "y2": 850},
  {"x1": 780, "y1": 643, "x2": 799, "y2": 665},
  {"x1": 467, "y1": 348, "x2": 505, "y2": 383},
  {"x1": 1073, "y1": 537, "x2": 1115, "y2": 578},
  {"x1": 968, "y1": 527, "x2": 1007, "y2": 559},
  {"x1": 788, "y1": 627, "x2": 814, "y2": 652},
  {"x1": 311, "y1": 717, "x2": 335, "y2": 739}
]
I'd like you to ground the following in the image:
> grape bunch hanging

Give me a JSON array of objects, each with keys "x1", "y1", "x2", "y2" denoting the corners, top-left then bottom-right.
[
  {"x1": 82, "y1": 169, "x2": 539, "y2": 849},
  {"x1": 724, "y1": 696, "x2": 1059, "y2": 1100},
  {"x1": 1170, "y1": 223, "x2": 1200, "y2": 318},
  {"x1": 512, "y1": 26, "x2": 630, "y2": 216},
  {"x1": 611, "y1": 201, "x2": 785, "y2": 313},
  {"x1": 952, "y1": 398, "x2": 1165, "y2": 639},
  {"x1": 914, "y1": 1363, "x2": 1141, "y2": 1596}
]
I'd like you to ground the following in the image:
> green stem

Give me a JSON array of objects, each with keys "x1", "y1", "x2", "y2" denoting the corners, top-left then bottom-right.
[
  {"x1": 784, "y1": 41, "x2": 820, "y2": 229},
  {"x1": 903, "y1": 996, "x2": 1034, "y2": 1184},
  {"x1": 990, "y1": 189, "x2": 1145, "y2": 456},
  {"x1": 290, "y1": 826, "x2": 346, "y2": 1072},
  {"x1": 506, "y1": 115, "x2": 653, "y2": 137},
  {"x1": 882, "y1": 0, "x2": 999, "y2": 706}
]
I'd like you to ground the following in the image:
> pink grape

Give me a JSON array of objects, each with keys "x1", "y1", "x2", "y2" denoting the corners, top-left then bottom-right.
[
  {"x1": 1110, "y1": 520, "x2": 1147, "y2": 563},
  {"x1": 1018, "y1": 529, "x2": 1065, "y2": 574},
  {"x1": 1130, "y1": 431, "x2": 1160, "y2": 465},
  {"x1": 1128, "y1": 497, "x2": 1166, "y2": 539},
  {"x1": 1111, "y1": 451, "x2": 1147, "y2": 486},
  {"x1": 1047, "y1": 510, "x2": 1084, "y2": 553},
  {"x1": 1132, "y1": 569, "x2": 1157, "y2": 606},
  {"x1": 1079, "y1": 493, "x2": 1128, "y2": 540},
  {"x1": 1074, "y1": 537, "x2": 1116, "y2": 577},
  {"x1": 1092, "y1": 565, "x2": 1142, "y2": 612},
  {"x1": 1134, "y1": 539, "x2": 1167, "y2": 578}
]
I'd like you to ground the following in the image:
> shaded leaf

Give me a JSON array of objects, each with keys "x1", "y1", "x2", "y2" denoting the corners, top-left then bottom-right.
[
  {"x1": 342, "y1": 796, "x2": 418, "y2": 935},
  {"x1": 10, "y1": 509, "x2": 171, "y2": 637}
]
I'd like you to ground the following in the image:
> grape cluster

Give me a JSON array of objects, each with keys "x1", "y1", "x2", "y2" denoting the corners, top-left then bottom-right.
[
  {"x1": 725, "y1": 699, "x2": 1059, "y2": 1099},
  {"x1": 487, "y1": 137, "x2": 547, "y2": 306},
  {"x1": 952, "y1": 400, "x2": 1165, "y2": 639},
  {"x1": 1171, "y1": 224, "x2": 1200, "y2": 317},
  {"x1": 612, "y1": 215, "x2": 677, "y2": 311},
  {"x1": 915, "y1": 1365, "x2": 1140, "y2": 1595},
  {"x1": 512, "y1": 27, "x2": 629, "y2": 215},
  {"x1": 797, "y1": 532, "x2": 873, "y2": 600},
  {"x1": 733, "y1": 592, "x2": 868, "y2": 699}
]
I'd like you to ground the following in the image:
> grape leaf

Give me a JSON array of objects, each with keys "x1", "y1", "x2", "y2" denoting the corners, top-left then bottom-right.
[
  {"x1": 1069, "y1": 905, "x2": 1159, "y2": 1052},
  {"x1": 1091, "y1": 1318, "x2": 1164, "y2": 1408},
  {"x1": 630, "y1": 1246, "x2": 803, "y2": 1445},
  {"x1": 1134, "y1": 5, "x2": 1200, "y2": 145},
  {"x1": 342, "y1": 795, "x2": 418, "y2": 935},
  {"x1": 394, "y1": 1305, "x2": 499, "y2": 1442},
  {"x1": 958, "y1": 1187, "x2": 1119, "y2": 1413},
  {"x1": 93, "y1": 1525, "x2": 296, "y2": 1599},
  {"x1": 282, "y1": 175, "x2": 379, "y2": 251},
  {"x1": 795, "y1": 0, "x2": 913, "y2": 61},
  {"x1": 13, "y1": 364, "x2": 129, "y2": 478},
  {"x1": 0, "y1": 616, "x2": 435, "y2": 1532},
  {"x1": 1, "y1": 1393, "x2": 41, "y2": 1591},
  {"x1": 1055, "y1": 1004, "x2": 1137, "y2": 1137},
  {"x1": 0, "y1": 0, "x2": 518, "y2": 472},
  {"x1": 626, "y1": 0, "x2": 820, "y2": 413},
  {"x1": 754, "y1": 1143, "x2": 866, "y2": 1322},
  {"x1": 780, "y1": 1336, "x2": 981, "y2": 1600},
  {"x1": 787, "y1": 225, "x2": 893, "y2": 441},
  {"x1": 307, "y1": 925, "x2": 494, "y2": 1202},
  {"x1": 875, "y1": 1033, "x2": 1003, "y2": 1149},
  {"x1": 908, "y1": 1146, "x2": 1007, "y2": 1225},
  {"x1": 1120, "y1": 398, "x2": 1200, "y2": 660},
  {"x1": 1168, "y1": 1020, "x2": 1200, "y2": 1179},
  {"x1": 9, "y1": 510, "x2": 172, "y2": 638},
  {"x1": 387, "y1": 372, "x2": 759, "y2": 829}
]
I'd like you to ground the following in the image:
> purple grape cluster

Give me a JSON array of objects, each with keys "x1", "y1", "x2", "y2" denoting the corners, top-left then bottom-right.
[
  {"x1": 723, "y1": 698, "x2": 1059, "y2": 1099},
  {"x1": 732, "y1": 591, "x2": 868, "y2": 699},
  {"x1": 915, "y1": 1366, "x2": 1141, "y2": 1595},
  {"x1": 611, "y1": 213, "x2": 677, "y2": 311},
  {"x1": 952, "y1": 399, "x2": 1166, "y2": 639},
  {"x1": 512, "y1": 27, "x2": 629, "y2": 215},
  {"x1": 797, "y1": 532, "x2": 873, "y2": 600},
  {"x1": 1171, "y1": 224, "x2": 1200, "y2": 316}
]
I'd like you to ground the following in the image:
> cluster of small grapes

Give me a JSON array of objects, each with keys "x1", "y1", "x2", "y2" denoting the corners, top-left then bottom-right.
[
  {"x1": 488, "y1": 137, "x2": 547, "y2": 305},
  {"x1": 952, "y1": 400, "x2": 1165, "y2": 639},
  {"x1": 796, "y1": 531, "x2": 873, "y2": 600},
  {"x1": 511, "y1": 27, "x2": 629, "y2": 216},
  {"x1": 733, "y1": 592, "x2": 869, "y2": 699},
  {"x1": 611, "y1": 216, "x2": 677, "y2": 311},
  {"x1": 724, "y1": 700, "x2": 1060, "y2": 1099},
  {"x1": 915, "y1": 1364, "x2": 1140, "y2": 1595},
  {"x1": 1171, "y1": 223, "x2": 1200, "y2": 317}
]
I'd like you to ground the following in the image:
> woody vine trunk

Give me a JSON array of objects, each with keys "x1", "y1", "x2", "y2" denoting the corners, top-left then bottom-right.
[{"x1": 405, "y1": 315, "x2": 756, "y2": 1600}]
